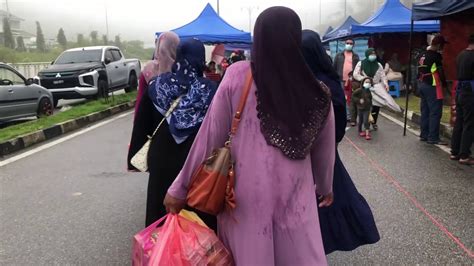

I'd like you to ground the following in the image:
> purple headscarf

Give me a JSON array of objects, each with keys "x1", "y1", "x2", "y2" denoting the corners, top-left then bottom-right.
[
  {"x1": 142, "y1": 32, "x2": 180, "y2": 83},
  {"x1": 251, "y1": 7, "x2": 331, "y2": 160}
]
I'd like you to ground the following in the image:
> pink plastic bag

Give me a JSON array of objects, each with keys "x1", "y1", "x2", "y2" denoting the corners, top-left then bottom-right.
[
  {"x1": 149, "y1": 214, "x2": 234, "y2": 266},
  {"x1": 132, "y1": 215, "x2": 168, "y2": 266}
]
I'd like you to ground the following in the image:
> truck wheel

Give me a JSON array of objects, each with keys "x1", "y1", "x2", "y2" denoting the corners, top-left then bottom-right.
[
  {"x1": 125, "y1": 72, "x2": 138, "y2": 93},
  {"x1": 96, "y1": 79, "x2": 109, "y2": 99},
  {"x1": 37, "y1": 97, "x2": 53, "y2": 117}
]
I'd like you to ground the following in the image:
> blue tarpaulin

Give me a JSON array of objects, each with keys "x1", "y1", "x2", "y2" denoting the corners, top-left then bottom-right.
[
  {"x1": 412, "y1": 0, "x2": 474, "y2": 21},
  {"x1": 351, "y1": 0, "x2": 440, "y2": 34},
  {"x1": 157, "y1": 3, "x2": 251, "y2": 44},
  {"x1": 323, "y1": 16, "x2": 359, "y2": 42}
]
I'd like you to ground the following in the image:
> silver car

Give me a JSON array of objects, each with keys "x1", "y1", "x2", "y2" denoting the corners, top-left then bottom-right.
[{"x1": 0, "y1": 63, "x2": 54, "y2": 122}]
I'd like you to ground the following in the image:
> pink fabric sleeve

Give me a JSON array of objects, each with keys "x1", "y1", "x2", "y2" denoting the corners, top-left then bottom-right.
[
  {"x1": 134, "y1": 73, "x2": 147, "y2": 117},
  {"x1": 167, "y1": 70, "x2": 235, "y2": 199},
  {"x1": 311, "y1": 105, "x2": 336, "y2": 196}
]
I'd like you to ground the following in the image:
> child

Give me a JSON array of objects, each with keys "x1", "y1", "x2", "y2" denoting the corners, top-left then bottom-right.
[
  {"x1": 352, "y1": 77, "x2": 373, "y2": 140},
  {"x1": 347, "y1": 71, "x2": 361, "y2": 126}
]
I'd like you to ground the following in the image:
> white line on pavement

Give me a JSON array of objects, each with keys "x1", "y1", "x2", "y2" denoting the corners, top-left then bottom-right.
[
  {"x1": 380, "y1": 112, "x2": 450, "y2": 155},
  {"x1": 0, "y1": 111, "x2": 133, "y2": 167}
]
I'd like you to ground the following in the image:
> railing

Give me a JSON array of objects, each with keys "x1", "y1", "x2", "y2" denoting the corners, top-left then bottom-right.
[
  {"x1": 9, "y1": 61, "x2": 150, "y2": 78},
  {"x1": 9, "y1": 62, "x2": 51, "y2": 78}
]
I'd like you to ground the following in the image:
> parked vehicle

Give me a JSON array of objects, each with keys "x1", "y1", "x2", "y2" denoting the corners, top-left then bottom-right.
[
  {"x1": 0, "y1": 63, "x2": 54, "y2": 122},
  {"x1": 37, "y1": 46, "x2": 141, "y2": 107}
]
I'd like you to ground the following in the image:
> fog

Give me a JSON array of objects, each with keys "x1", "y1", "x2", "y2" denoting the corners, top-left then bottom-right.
[{"x1": 3, "y1": 0, "x2": 425, "y2": 47}]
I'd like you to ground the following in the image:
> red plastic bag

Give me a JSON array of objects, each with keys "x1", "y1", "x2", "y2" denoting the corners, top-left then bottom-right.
[{"x1": 149, "y1": 214, "x2": 234, "y2": 266}]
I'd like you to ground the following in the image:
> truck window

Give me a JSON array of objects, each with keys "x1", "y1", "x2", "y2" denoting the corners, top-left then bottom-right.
[
  {"x1": 111, "y1": 50, "x2": 122, "y2": 61},
  {"x1": 55, "y1": 50, "x2": 102, "y2": 64},
  {"x1": 105, "y1": 50, "x2": 115, "y2": 62}
]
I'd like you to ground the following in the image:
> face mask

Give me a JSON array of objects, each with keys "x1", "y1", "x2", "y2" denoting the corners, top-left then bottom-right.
[
  {"x1": 345, "y1": 44, "x2": 353, "y2": 51},
  {"x1": 363, "y1": 83, "x2": 372, "y2": 89},
  {"x1": 368, "y1": 55, "x2": 377, "y2": 62}
]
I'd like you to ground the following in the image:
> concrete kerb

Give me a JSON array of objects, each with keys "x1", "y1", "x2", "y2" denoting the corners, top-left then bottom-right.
[
  {"x1": 381, "y1": 108, "x2": 453, "y2": 140},
  {"x1": 0, "y1": 100, "x2": 136, "y2": 158}
]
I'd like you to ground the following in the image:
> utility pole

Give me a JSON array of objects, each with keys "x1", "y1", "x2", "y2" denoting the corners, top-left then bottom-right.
[
  {"x1": 217, "y1": 0, "x2": 220, "y2": 15},
  {"x1": 5, "y1": 0, "x2": 10, "y2": 18},
  {"x1": 105, "y1": 0, "x2": 109, "y2": 39},
  {"x1": 344, "y1": 0, "x2": 347, "y2": 18},
  {"x1": 319, "y1": 0, "x2": 322, "y2": 27},
  {"x1": 241, "y1": 6, "x2": 259, "y2": 32}
]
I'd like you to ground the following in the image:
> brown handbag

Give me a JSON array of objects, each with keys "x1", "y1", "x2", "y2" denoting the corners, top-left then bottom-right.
[{"x1": 186, "y1": 71, "x2": 253, "y2": 215}]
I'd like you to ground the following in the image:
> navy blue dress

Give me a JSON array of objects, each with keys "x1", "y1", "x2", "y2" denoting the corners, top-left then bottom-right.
[{"x1": 316, "y1": 73, "x2": 380, "y2": 254}]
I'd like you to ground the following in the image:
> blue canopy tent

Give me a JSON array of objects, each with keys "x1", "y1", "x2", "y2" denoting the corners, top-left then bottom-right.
[
  {"x1": 351, "y1": 0, "x2": 440, "y2": 34},
  {"x1": 323, "y1": 16, "x2": 360, "y2": 42},
  {"x1": 412, "y1": 0, "x2": 474, "y2": 21},
  {"x1": 157, "y1": 3, "x2": 251, "y2": 44}
]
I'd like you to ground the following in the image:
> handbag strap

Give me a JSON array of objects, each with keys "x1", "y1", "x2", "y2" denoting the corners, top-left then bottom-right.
[
  {"x1": 148, "y1": 96, "x2": 182, "y2": 139},
  {"x1": 230, "y1": 70, "x2": 253, "y2": 136}
]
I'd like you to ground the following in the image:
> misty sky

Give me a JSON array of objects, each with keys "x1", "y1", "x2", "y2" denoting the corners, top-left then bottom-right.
[{"x1": 3, "y1": 0, "x2": 422, "y2": 47}]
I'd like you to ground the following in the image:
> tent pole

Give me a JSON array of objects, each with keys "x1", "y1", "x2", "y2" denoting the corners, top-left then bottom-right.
[{"x1": 404, "y1": 19, "x2": 414, "y2": 136}]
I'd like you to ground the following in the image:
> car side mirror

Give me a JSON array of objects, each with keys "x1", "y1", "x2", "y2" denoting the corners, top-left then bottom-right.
[
  {"x1": 105, "y1": 58, "x2": 112, "y2": 65},
  {"x1": 51, "y1": 60, "x2": 55, "y2": 65},
  {"x1": 26, "y1": 78, "x2": 34, "y2": 85}
]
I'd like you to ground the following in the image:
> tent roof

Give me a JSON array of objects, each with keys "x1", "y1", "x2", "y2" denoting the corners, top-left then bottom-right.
[
  {"x1": 322, "y1": 16, "x2": 359, "y2": 42},
  {"x1": 412, "y1": 0, "x2": 474, "y2": 21},
  {"x1": 157, "y1": 3, "x2": 251, "y2": 44},
  {"x1": 351, "y1": 0, "x2": 439, "y2": 35}
]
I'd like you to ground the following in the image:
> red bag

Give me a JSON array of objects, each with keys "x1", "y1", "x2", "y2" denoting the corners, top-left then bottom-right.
[{"x1": 146, "y1": 214, "x2": 234, "y2": 266}]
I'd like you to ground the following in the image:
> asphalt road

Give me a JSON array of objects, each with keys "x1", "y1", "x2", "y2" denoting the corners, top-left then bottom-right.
[{"x1": 0, "y1": 111, "x2": 472, "y2": 265}]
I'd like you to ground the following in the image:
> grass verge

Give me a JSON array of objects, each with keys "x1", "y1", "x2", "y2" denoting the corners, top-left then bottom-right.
[
  {"x1": 0, "y1": 91, "x2": 136, "y2": 143},
  {"x1": 394, "y1": 95, "x2": 451, "y2": 124}
]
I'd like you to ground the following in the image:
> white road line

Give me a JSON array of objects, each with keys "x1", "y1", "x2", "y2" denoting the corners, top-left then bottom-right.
[
  {"x1": 380, "y1": 112, "x2": 450, "y2": 154},
  {"x1": 0, "y1": 111, "x2": 133, "y2": 167}
]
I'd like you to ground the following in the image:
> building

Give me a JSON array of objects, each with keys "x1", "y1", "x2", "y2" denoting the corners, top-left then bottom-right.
[{"x1": 0, "y1": 10, "x2": 36, "y2": 49}]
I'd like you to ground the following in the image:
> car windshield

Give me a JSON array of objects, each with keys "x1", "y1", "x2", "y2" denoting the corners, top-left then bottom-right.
[{"x1": 54, "y1": 50, "x2": 102, "y2": 64}]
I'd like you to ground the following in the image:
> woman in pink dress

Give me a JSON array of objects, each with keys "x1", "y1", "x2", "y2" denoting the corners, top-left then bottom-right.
[{"x1": 164, "y1": 7, "x2": 336, "y2": 265}]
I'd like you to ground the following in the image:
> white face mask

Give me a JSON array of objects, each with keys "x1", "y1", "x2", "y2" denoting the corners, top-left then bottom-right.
[
  {"x1": 368, "y1": 55, "x2": 377, "y2": 62},
  {"x1": 345, "y1": 44, "x2": 353, "y2": 51},
  {"x1": 363, "y1": 83, "x2": 372, "y2": 89}
]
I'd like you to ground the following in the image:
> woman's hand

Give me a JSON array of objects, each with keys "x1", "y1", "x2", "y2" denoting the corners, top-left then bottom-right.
[
  {"x1": 164, "y1": 193, "x2": 186, "y2": 214},
  {"x1": 318, "y1": 192, "x2": 334, "y2": 207}
]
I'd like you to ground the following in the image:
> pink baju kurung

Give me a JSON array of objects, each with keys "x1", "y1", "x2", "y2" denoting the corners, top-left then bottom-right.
[{"x1": 168, "y1": 61, "x2": 335, "y2": 265}]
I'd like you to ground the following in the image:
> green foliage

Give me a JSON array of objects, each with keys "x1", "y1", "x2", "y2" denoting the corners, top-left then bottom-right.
[
  {"x1": 3, "y1": 18, "x2": 15, "y2": 49},
  {"x1": 77, "y1": 33, "x2": 88, "y2": 47},
  {"x1": 120, "y1": 40, "x2": 154, "y2": 60},
  {"x1": 36, "y1": 21, "x2": 46, "y2": 52},
  {"x1": 0, "y1": 47, "x2": 62, "y2": 63},
  {"x1": 16, "y1": 36, "x2": 26, "y2": 52},
  {"x1": 0, "y1": 91, "x2": 137, "y2": 143},
  {"x1": 102, "y1": 35, "x2": 108, "y2": 45},
  {"x1": 57, "y1": 28, "x2": 67, "y2": 49},
  {"x1": 114, "y1": 35, "x2": 122, "y2": 48},
  {"x1": 90, "y1": 31, "x2": 99, "y2": 46}
]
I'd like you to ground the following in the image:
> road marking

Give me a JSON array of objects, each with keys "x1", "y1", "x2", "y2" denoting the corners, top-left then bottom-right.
[
  {"x1": 380, "y1": 112, "x2": 451, "y2": 155},
  {"x1": 344, "y1": 136, "x2": 473, "y2": 258},
  {"x1": 0, "y1": 111, "x2": 133, "y2": 167}
]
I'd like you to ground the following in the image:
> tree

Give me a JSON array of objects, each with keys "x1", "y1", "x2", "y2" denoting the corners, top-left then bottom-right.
[
  {"x1": 90, "y1": 31, "x2": 99, "y2": 45},
  {"x1": 102, "y1": 35, "x2": 108, "y2": 45},
  {"x1": 114, "y1": 35, "x2": 122, "y2": 48},
  {"x1": 57, "y1": 28, "x2": 67, "y2": 49},
  {"x1": 36, "y1": 21, "x2": 46, "y2": 52},
  {"x1": 3, "y1": 18, "x2": 15, "y2": 49},
  {"x1": 16, "y1": 36, "x2": 26, "y2": 52},
  {"x1": 77, "y1": 33, "x2": 85, "y2": 46}
]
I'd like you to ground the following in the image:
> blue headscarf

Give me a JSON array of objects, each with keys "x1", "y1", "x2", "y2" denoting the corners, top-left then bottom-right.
[{"x1": 149, "y1": 38, "x2": 217, "y2": 140}]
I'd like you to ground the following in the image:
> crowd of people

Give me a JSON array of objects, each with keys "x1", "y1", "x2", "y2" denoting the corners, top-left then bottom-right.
[
  {"x1": 128, "y1": 6, "x2": 380, "y2": 265},
  {"x1": 126, "y1": 5, "x2": 471, "y2": 265}
]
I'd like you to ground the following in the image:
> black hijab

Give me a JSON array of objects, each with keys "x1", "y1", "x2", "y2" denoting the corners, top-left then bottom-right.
[
  {"x1": 301, "y1": 30, "x2": 347, "y2": 143},
  {"x1": 251, "y1": 7, "x2": 331, "y2": 160}
]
